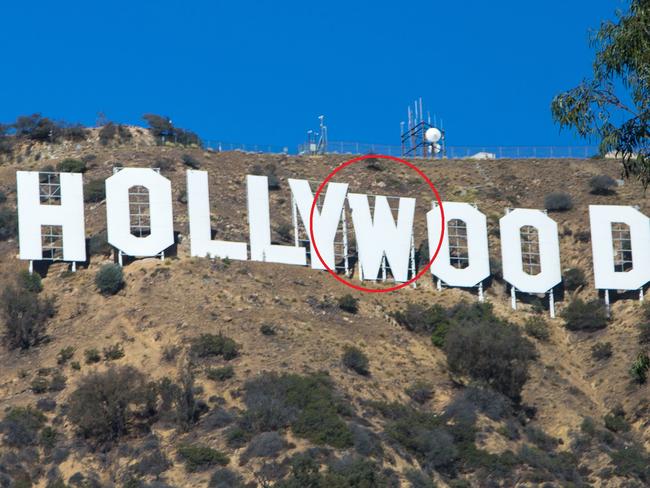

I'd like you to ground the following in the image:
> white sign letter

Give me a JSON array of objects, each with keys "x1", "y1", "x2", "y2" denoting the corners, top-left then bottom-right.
[
  {"x1": 288, "y1": 178, "x2": 348, "y2": 270},
  {"x1": 187, "y1": 170, "x2": 247, "y2": 260},
  {"x1": 500, "y1": 209, "x2": 561, "y2": 293},
  {"x1": 105, "y1": 168, "x2": 174, "y2": 257},
  {"x1": 589, "y1": 205, "x2": 650, "y2": 290},
  {"x1": 247, "y1": 175, "x2": 306, "y2": 265},
  {"x1": 348, "y1": 194, "x2": 415, "y2": 282},
  {"x1": 427, "y1": 202, "x2": 490, "y2": 287},
  {"x1": 17, "y1": 171, "x2": 86, "y2": 262}
]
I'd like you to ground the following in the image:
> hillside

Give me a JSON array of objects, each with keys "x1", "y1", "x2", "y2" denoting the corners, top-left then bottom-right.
[{"x1": 0, "y1": 130, "x2": 649, "y2": 488}]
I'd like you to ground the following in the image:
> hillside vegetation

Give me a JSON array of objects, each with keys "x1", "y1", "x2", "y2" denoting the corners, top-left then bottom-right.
[{"x1": 0, "y1": 124, "x2": 649, "y2": 487}]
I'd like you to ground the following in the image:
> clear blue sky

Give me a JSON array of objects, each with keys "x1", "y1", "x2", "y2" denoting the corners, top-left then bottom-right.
[{"x1": 0, "y1": 0, "x2": 626, "y2": 149}]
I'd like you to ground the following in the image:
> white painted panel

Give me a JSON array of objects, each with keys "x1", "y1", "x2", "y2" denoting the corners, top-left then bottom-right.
[
  {"x1": 106, "y1": 168, "x2": 174, "y2": 257},
  {"x1": 187, "y1": 170, "x2": 247, "y2": 260},
  {"x1": 17, "y1": 171, "x2": 86, "y2": 261},
  {"x1": 348, "y1": 193, "x2": 415, "y2": 282},
  {"x1": 427, "y1": 202, "x2": 490, "y2": 287},
  {"x1": 247, "y1": 175, "x2": 306, "y2": 265},
  {"x1": 589, "y1": 205, "x2": 650, "y2": 290},
  {"x1": 500, "y1": 209, "x2": 561, "y2": 293},
  {"x1": 288, "y1": 178, "x2": 348, "y2": 270}
]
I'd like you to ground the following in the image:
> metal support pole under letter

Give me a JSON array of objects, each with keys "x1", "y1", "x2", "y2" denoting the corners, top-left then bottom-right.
[
  {"x1": 549, "y1": 288, "x2": 555, "y2": 318},
  {"x1": 410, "y1": 234, "x2": 417, "y2": 288},
  {"x1": 29, "y1": 260, "x2": 33, "y2": 275},
  {"x1": 604, "y1": 289, "x2": 610, "y2": 317},
  {"x1": 118, "y1": 250, "x2": 123, "y2": 267},
  {"x1": 640, "y1": 287, "x2": 644, "y2": 302},
  {"x1": 478, "y1": 281, "x2": 484, "y2": 302},
  {"x1": 511, "y1": 286, "x2": 517, "y2": 310},
  {"x1": 72, "y1": 261, "x2": 76, "y2": 273},
  {"x1": 291, "y1": 196, "x2": 299, "y2": 248},
  {"x1": 381, "y1": 255, "x2": 387, "y2": 281},
  {"x1": 342, "y1": 208, "x2": 349, "y2": 276}
]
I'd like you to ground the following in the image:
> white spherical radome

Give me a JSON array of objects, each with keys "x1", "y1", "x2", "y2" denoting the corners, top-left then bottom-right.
[{"x1": 425, "y1": 127, "x2": 442, "y2": 143}]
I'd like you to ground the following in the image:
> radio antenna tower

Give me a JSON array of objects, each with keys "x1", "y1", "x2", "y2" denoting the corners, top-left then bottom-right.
[
  {"x1": 400, "y1": 98, "x2": 445, "y2": 158},
  {"x1": 304, "y1": 115, "x2": 328, "y2": 155}
]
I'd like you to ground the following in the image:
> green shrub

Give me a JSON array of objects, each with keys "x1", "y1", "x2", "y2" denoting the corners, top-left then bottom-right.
[
  {"x1": 561, "y1": 299, "x2": 608, "y2": 332},
  {"x1": 276, "y1": 454, "x2": 389, "y2": 488},
  {"x1": 630, "y1": 352, "x2": 650, "y2": 384},
  {"x1": 159, "y1": 369, "x2": 207, "y2": 430},
  {"x1": 338, "y1": 294, "x2": 359, "y2": 314},
  {"x1": 524, "y1": 316, "x2": 550, "y2": 341},
  {"x1": 99, "y1": 122, "x2": 132, "y2": 145},
  {"x1": 207, "y1": 366, "x2": 234, "y2": 382},
  {"x1": 276, "y1": 222, "x2": 293, "y2": 243},
  {"x1": 1, "y1": 285, "x2": 55, "y2": 350},
  {"x1": 383, "y1": 407, "x2": 457, "y2": 471},
  {"x1": 563, "y1": 267, "x2": 586, "y2": 291},
  {"x1": 342, "y1": 346, "x2": 369, "y2": 375},
  {"x1": 210, "y1": 468, "x2": 245, "y2": 488},
  {"x1": 591, "y1": 342, "x2": 613, "y2": 361},
  {"x1": 57, "y1": 346, "x2": 75, "y2": 365},
  {"x1": 95, "y1": 263, "x2": 124, "y2": 295},
  {"x1": 84, "y1": 179, "x2": 105, "y2": 203},
  {"x1": 544, "y1": 192, "x2": 573, "y2": 211},
  {"x1": 103, "y1": 343, "x2": 125, "y2": 361},
  {"x1": 181, "y1": 153, "x2": 200, "y2": 169},
  {"x1": 31, "y1": 376, "x2": 49, "y2": 394},
  {"x1": 604, "y1": 405, "x2": 630, "y2": 433},
  {"x1": 177, "y1": 445, "x2": 229, "y2": 472},
  {"x1": 190, "y1": 333, "x2": 239, "y2": 360},
  {"x1": 49, "y1": 370, "x2": 67, "y2": 391},
  {"x1": 67, "y1": 366, "x2": 152, "y2": 441},
  {"x1": 260, "y1": 324, "x2": 276, "y2": 336},
  {"x1": 610, "y1": 442, "x2": 650, "y2": 481},
  {"x1": 574, "y1": 230, "x2": 591, "y2": 243},
  {"x1": 18, "y1": 270, "x2": 42, "y2": 293},
  {"x1": 404, "y1": 469, "x2": 437, "y2": 488},
  {"x1": 143, "y1": 114, "x2": 201, "y2": 146},
  {"x1": 444, "y1": 304, "x2": 536, "y2": 401},
  {"x1": 84, "y1": 348, "x2": 101, "y2": 364},
  {"x1": 366, "y1": 155, "x2": 383, "y2": 171},
  {"x1": 40, "y1": 426, "x2": 58, "y2": 450},
  {"x1": 405, "y1": 380, "x2": 434, "y2": 404},
  {"x1": 0, "y1": 406, "x2": 46, "y2": 447},
  {"x1": 589, "y1": 174, "x2": 616, "y2": 195},
  {"x1": 251, "y1": 163, "x2": 280, "y2": 190},
  {"x1": 0, "y1": 207, "x2": 18, "y2": 240},
  {"x1": 57, "y1": 158, "x2": 86, "y2": 173},
  {"x1": 392, "y1": 303, "x2": 450, "y2": 347},
  {"x1": 241, "y1": 372, "x2": 353, "y2": 448},
  {"x1": 88, "y1": 231, "x2": 112, "y2": 256}
]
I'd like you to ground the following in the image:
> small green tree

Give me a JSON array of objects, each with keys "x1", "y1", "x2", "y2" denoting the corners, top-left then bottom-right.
[
  {"x1": 18, "y1": 270, "x2": 42, "y2": 293},
  {"x1": 1, "y1": 286, "x2": 54, "y2": 350},
  {"x1": 95, "y1": 264, "x2": 124, "y2": 295},
  {"x1": 551, "y1": 1, "x2": 650, "y2": 188},
  {"x1": 630, "y1": 352, "x2": 650, "y2": 384},
  {"x1": 57, "y1": 158, "x2": 86, "y2": 173},
  {"x1": 342, "y1": 346, "x2": 369, "y2": 376},
  {"x1": 84, "y1": 179, "x2": 105, "y2": 203},
  {"x1": 67, "y1": 366, "x2": 153, "y2": 441}
]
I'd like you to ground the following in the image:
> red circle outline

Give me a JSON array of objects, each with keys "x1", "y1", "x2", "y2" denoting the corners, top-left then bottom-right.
[{"x1": 308, "y1": 154, "x2": 445, "y2": 293}]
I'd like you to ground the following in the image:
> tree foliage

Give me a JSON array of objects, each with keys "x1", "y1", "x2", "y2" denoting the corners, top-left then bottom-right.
[{"x1": 551, "y1": 1, "x2": 650, "y2": 188}]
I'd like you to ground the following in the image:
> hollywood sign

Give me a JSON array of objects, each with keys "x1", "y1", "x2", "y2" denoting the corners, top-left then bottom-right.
[{"x1": 15, "y1": 168, "x2": 650, "y2": 309}]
